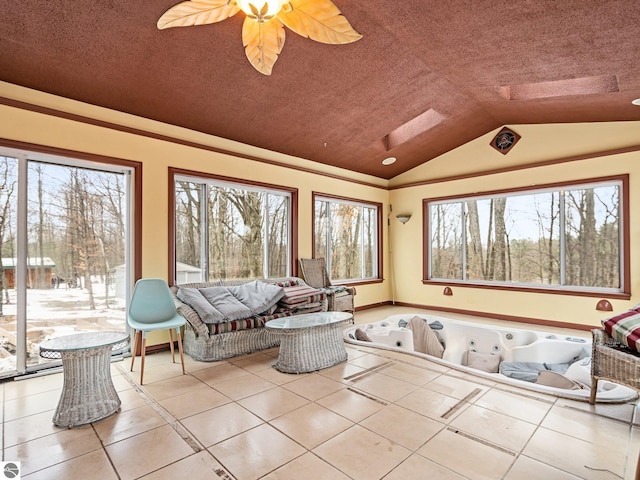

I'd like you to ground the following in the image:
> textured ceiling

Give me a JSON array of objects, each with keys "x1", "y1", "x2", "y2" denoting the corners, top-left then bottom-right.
[{"x1": 1, "y1": 1, "x2": 640, "y2": 179}]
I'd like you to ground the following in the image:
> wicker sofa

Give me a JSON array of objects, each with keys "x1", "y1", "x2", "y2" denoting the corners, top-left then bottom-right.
[{"x1": 170, "y1": 277, "x2": 326, "y2": 361}]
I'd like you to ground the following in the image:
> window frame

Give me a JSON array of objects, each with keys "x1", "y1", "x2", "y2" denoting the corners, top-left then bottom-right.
[
  {"x1": 312, "y1": 192, "x2": 383, "y2": 285},
  {"x1": 0, "y1": 139, "x2": 141, "y2": 377},
  {"x1": 422, "y1": 174, "x2": 630, "y2": 299},
  {"x1": 169, "y1": 168, "x2": 298, "y2": 283}
]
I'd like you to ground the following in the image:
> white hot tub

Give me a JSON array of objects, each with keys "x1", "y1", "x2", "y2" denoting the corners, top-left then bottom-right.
[{"x1": 344, "y1": 314, "x2": 637, "y2": 403}]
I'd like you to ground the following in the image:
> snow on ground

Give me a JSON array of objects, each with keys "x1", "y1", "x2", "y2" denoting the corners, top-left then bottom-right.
[{"x1": 0, "y1": 279, "x2": 126, "y2": 373}]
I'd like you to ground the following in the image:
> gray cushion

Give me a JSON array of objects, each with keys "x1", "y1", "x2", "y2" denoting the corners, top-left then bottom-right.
[
  {"x1": 227, "y1": 280, "x2": 285, "y2": 315},
  {"x1": 199, "y1": 286, "x2": 252, "y2": 321},
  {"x1": 499, "y1": 361, "x2": 571, "y2": 383},
  {"x1": 177, "y1": 287, "x2": 226, "y2": 324}
]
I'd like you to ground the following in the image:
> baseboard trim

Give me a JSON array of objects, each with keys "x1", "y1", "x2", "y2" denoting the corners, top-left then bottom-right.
[{"x1": 355, "y1": 301, "x2": 393, "y2": 312}]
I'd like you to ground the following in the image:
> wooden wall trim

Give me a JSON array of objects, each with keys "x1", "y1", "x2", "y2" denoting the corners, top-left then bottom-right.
[
  {"x1": 389, "y1": 144, "x2": 640, "y2": 190},
  {"x1": 0, "y1": 96, "x2": 387, "y2": 191},
  {"x1": 3, "y1": 96, "x2": 637, "y2": 194}
]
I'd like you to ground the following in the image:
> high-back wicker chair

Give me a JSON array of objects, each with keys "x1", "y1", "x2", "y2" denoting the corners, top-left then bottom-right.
[
  {"x1": 299, "y1": 258, "x2": 355, "y2": 314},
  {"x1": 590, "y1": 328, "x2": 640, "y2": 404},
  {"x1": 590, "y1": 328, "x2": 640, "y2": 479}
]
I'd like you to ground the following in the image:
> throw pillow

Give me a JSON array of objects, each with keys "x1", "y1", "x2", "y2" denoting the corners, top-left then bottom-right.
[
  {"x1": 407, "y1": 316, "x2": 444, "y2": 358},
  {"x1": 463, "y1": 350, "x2": 501, "y2": 373},
  {"x1": 354, "y1": 328, "x2": 372, "y2": 342},
  {"x1": 177, "y1": 287, "x2": 226, "y2": 324},
  {"x1": 601, "y1": 308, "x2": 640, "y2": 353}
]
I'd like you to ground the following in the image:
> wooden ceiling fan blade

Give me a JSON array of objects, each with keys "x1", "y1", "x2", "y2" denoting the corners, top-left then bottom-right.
[
  {"x1": 278, "y1": 0, "x2": 362, "y2": 44},
  {"x1": 158, "y1": 0, "x2": 240, "y2": 29},
  {"x1": 242, "y1": 17, "x2": 286, "y2": 75}
]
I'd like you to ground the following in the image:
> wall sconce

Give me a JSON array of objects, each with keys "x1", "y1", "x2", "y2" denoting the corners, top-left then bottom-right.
[
  {"x1": 396, "y1": 214, "x2": 412, "y2": 224},
  {"x1": 596, "y1": 299, "x2": 613, "y2": 312},
  {"x1": 443, "y1": 287, "x2": 453, "y2": 296}
]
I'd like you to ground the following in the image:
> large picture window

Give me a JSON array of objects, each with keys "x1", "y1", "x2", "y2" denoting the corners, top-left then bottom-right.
[
  {"x1": 425, "y1": 176, "x2": 627, "y2": 295},
  {"x1": 173, "y1": 171, "x2": 296, "y2": 282},
  {"x1": 313, "y1": 193, "x2": 382, "y2": 283}
]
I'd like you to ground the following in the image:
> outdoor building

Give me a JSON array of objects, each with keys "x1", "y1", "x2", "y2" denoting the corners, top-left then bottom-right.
[{"x1": 1, "y1": 257, "x2": 56, "y2": 289}]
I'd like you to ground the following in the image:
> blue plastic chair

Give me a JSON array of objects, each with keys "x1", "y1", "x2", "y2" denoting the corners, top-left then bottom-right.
[{"x1": 128, "y1": 278, "x2": 186, "y2": 384}]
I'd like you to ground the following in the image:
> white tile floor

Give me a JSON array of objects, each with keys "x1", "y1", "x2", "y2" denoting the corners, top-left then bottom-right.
[{"x1": 3, "y1": 306, "x2": 640, "y2": 479}]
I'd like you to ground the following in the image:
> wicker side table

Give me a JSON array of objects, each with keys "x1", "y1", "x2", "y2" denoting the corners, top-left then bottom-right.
[
  {"x1": 266, "y1": 311, "x2": 352, "y2": 373},
  {"x1": 39, "y1": 331, "x2": 129, "y2": 428}
]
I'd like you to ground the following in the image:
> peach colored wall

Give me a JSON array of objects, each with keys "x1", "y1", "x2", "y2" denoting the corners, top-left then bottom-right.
[
  {"x1": 0, "y1": 82, "x2": 390, "y2": 345},
  {"x1": 389, "y1": 123, "x2": 640, "y2": 328}
]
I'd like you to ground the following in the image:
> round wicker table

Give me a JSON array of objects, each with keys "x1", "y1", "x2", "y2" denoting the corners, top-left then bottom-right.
[
  {"x1": 39, "y1": 331, "x2": 130, "y2": 428},
  {"x1": 266, "y1": 311, "x2": 353, "y2": 373}
]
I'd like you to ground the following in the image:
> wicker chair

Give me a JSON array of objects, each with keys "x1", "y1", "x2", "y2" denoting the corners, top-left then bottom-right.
[
  {"x1": 299, "y1": 258, "x2": 356, "y2": 314},
  {"x1": 590, "y1": 328, "x2": 640, "y2": 405},
  {"x1": 591, "y1": 328, "x2": 640, "y2": 480}
]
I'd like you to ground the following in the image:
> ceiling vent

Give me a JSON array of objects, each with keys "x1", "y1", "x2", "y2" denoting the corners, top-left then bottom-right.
[{"x1": 490, "y1": 127, "x2": 520, "y2": 155}]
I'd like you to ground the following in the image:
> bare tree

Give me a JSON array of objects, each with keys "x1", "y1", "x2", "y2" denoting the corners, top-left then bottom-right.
[
  {"x1": 35, "y1": 165, "x2": 46, "y2": 288},
  {"x1": 0, "y1": 158, "x2": 16, "y2": 315},
  {"x1": 218, "y1": 189, "x2": 264, "y2": 279},
  {"x1": 492, "y1": 197, "x2": 507, "y2": 281},
  {"x1": 466, "y1": 201, "x2": 485, "y2": 279},
  {"x1": 176, "y1": 181, "x2": 201, "y2": 270}
]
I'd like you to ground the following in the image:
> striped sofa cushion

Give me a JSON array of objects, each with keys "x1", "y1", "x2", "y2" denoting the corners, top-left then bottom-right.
[
  {"x1": 279, "y1": 285, "x2": 325, "y2": 306},
  {"x1": 208, "y1": 312, "x2": 292, "y2": 335},
  {"x1": 602, "y1": 307, "x2": 640, "y2": 353}
]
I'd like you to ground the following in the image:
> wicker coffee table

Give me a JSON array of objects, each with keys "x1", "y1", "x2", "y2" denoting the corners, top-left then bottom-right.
[
  {"x1": 266, "y1": 311, "x2": 352, "y2": 373},
  {"x1": 39, "y1": 331, "x2": 129, "y2": 428}
]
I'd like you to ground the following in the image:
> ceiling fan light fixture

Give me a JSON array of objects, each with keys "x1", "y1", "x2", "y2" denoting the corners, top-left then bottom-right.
[
  {"x1": 157, "y1": 0, "x2": 362, "y2": 75},
  {"x1": 236, "y1": 0, "x2": 287, "y2": 20}
]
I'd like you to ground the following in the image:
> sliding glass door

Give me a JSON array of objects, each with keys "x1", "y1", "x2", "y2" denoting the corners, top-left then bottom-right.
[{"x1": 0, "y1": 148, "x2": 133, "y2": 377}]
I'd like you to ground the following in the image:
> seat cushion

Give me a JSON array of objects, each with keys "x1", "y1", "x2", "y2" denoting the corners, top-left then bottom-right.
[
  {"x1": 602, "y1": 307, "x2": 640, "y2": 353},
  {"x1": 279, "y1": 285, "x2": 325, "y2": 306},
  {"x1": 209, "y1": 312, "x2": 291, "y2": 335},
  {"x1": 463, "y1": 350, "x2": 501, "y2": 373}
]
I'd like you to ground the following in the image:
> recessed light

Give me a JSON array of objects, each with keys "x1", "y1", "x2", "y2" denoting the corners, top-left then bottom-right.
[
  {"x1": 632, "y1": 98, "x2": 640, "y2": 106},
  {"x1": 382, "y1": 157, "x2": 396, "y2": 165}
]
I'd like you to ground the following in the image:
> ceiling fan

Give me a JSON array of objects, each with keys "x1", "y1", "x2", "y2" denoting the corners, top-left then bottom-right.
[{"x1": 157, "y1": 0, "x2": 362, "y2": 75}]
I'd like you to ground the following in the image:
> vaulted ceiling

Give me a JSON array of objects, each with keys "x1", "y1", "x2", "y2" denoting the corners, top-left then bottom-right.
[{"x1": 2, "y1": 1, "x2": 639, "y2": 179}]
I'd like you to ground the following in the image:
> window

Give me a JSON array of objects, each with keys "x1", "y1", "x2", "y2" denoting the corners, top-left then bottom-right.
[
  {"x1": 313, "y1": 193, "x2": 382, "y2": 282},
  {"x1": 0, "y1": 146, "x2": 136, "y2": 377},
  {"x1": 173, "y1": 171, "x2": 296, "y2": 282},
  {"x1": 425, "y1": 176, "x2": 627, "y2": 295}
]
